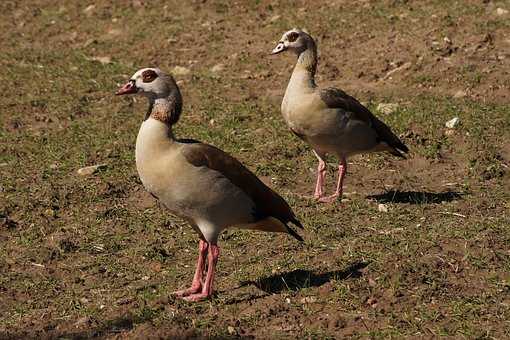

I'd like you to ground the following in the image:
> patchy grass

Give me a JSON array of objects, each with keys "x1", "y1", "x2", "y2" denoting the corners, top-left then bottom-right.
[{"x1": 1, "y1": 0, "x2": 509, "y2": 338}]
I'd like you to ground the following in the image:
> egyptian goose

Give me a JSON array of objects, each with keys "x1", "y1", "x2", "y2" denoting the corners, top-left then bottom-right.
[
  {"x1": 271, "y1": 29, "x2": 409, "y2": 203},
  {"x1": 116, "y1": 68, "x2": 303, "y2": 301}
]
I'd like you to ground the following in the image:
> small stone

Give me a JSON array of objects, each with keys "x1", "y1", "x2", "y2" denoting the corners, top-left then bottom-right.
[
  {"x1": 378, "y1": 203, "x2": 389, "y2": 213},
  {"x1": 285, "y1": 297, "x2": 291, "y2": 304},
  {"x1": 445, "y1": 117, "x2": 460, "y2": 129},
  {"x1": 172, "y1": 66, "x2": 191, "y2": 76},
  {"x1": 270, "y1": 15, "x2": 281, "y2": 23},
  {"x1": 83, "y1": 4, "x2": 95, "y2": 15},
  {"x1": 107, "y1": 28, "x2": 122, "y2": 37},
  {"x1": 88, "y1": 56, "x2": 112, "y2": 64},
  {"x1": 377, "y1": 103, "x2": 399, "y2": 114},
  {"x1": 68, "y1": 31, "x2": 78, "y2": 41},
  {"x1": 210, "y1": 63, "x2": 224, "y2": 73},
  {"x1": 77, "y1": 164, "x2": 107, "y2": 176},
  {"x1": 227, "y1": 326, "x2": 236, "y2": 335},
  {"x1": 453, "y1": 90, "x2": 467, "y2": 98},
  {"x1": 300, "y1": 296, "x2": 317, "y2": 304},
  {"x1": 496, "y1": 8, "x2": 508, "y2": 16}
]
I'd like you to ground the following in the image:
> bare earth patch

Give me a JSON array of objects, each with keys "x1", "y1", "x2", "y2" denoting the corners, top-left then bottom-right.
[{"x1": 1, "y1": 0, "x2": 509, "y2": 338}]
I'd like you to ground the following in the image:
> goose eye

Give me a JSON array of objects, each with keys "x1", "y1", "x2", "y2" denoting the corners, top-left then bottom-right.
[
  {"x1": 287, "y1": 32, "x2": 299, "y2": 42},
  {"x1": 142, "y1": 70, "x2": 158, "y2": 83}
]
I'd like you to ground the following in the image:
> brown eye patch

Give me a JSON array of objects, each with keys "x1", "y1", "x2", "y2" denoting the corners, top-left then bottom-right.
[
  {"x1": 142, "y1": 69, "x2": 158, "y2": 83},
  {"x1": 287, "y1": 32, "x2": 299, "y2": 42}
]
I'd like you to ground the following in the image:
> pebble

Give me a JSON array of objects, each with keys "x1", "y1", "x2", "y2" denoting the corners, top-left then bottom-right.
[
  {"x1": 77, "y1": 164, "x2": 107, "y2": 176},
  {"x1": 453, "y1": 90, "x2": 467, "y2": 98},
  {"x1": 445, "y1": 117, "x2": 460, "y2": 129},
  {"x1": 378, "y1": 203, "x2": 389, "y2": 213},
  {"x1": 300, "y1": 296, "x2": 317, "y2": 304},
  {"x1": 88, "y1": 56, "x2": 112, "y2": 64},
  {"x1": 377, "y1": 103, "x2": 399, "y2": 114},
  {"x1": 83, "y1": 5, "x2": 95, "y2": 15},
  {"x1": 496, "y1": 8, "x2": 508, "y2": 16},
  {"x1": 270, "y1": 15, "x2": 281, "y2": 23},
  {"x1": 210, "y1": 63, "x2": 224, "y2": 73},
  {"x1": 172, "y1": 66, "x2": 191, "y2": 76},
  {"x1": 107, "y1": 28, "x2": 122, "y2": 37}
]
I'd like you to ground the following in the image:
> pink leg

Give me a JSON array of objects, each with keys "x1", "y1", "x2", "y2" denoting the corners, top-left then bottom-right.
[
  {"x1": 314, "y1": 159, "x2": 327, "y2": 199},
  {"x1": 174, "y1": 239, "x2": 208, "y2": 297},
  {"x1": 183, "y1": 243, "x2": 220, "y2": 302},
  {"x1": 313, "y1": 151, "x2": 327, "y2": 200},
  {"x1": 319, "y1": 157, "x2": 347, "y2": 203}
]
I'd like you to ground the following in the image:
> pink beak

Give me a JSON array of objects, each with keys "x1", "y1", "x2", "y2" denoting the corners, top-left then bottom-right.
[{"x1": 115, "y1": 81, "x2": 137, "y2": 95}]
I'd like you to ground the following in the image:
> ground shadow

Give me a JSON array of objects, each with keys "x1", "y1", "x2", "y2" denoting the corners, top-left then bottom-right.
[
  {"x1": 1, "y1": 316, "x2": 137, "y2": 340},
  {"x1": 8, "y1": 314, "x2": 204, "y2": 340},
  {"x1": 367, "y1": 190, "x2": 463, "y2": 204},
  {"x1": 238, "y1": 261, "x2": 369, "y2": 294}
]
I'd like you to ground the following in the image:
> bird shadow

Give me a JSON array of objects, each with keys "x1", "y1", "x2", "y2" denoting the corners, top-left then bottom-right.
[
  {"x1": 367, "y1": 190, "x2": 463, "y2": 204},
  {"x1": 237, "y1": 261, "x2": 368, "y2": 295}
]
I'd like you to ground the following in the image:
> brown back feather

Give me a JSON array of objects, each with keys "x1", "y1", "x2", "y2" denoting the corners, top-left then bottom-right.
[
  {"x1": 180, "y1": 141, "x2": 302, "y2": 228},
  {"x1": 320, "y1": 87, "x2": 408, "y2": 156}
]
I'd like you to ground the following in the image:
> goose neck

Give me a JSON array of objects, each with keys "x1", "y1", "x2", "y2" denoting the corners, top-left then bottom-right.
[
  {"x1": 146, "y1": 89, "x2": 183, "y2": 127},
  {"x1": 291, "y1": 44, "x2": 318, "y2": 90}
]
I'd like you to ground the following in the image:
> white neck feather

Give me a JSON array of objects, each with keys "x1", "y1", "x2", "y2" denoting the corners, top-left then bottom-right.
[{"x1": 135, "y1": 118, "x2": 174, "y2": 166}]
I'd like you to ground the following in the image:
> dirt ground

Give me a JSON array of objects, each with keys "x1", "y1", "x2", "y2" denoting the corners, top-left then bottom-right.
[{"x1": 1, "y1": 0, "x2": 509, "y2": 338}]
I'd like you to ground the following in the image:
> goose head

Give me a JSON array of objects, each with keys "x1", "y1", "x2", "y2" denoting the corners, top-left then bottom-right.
[
  {"x1": 116, "y1": 67, "x2": 183, "y2": 125},
  {"x1": 271, "y1": 29, "x2": 312, "y2": 55},
  {"x1": 116, "y1": 67, "x2": 174, "y2": 99}
]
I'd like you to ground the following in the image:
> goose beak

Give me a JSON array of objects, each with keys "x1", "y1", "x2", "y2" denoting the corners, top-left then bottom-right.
[
  {"x1": 271, "y1": 42, "x2": 286, "y2": 55},
  {"x1": 116, "y1": 80, "x2": 137, "y2": 95}
]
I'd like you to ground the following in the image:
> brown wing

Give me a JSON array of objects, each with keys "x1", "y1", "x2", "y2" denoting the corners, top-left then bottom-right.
[
  {"x1": 180, "y1": 140, "x2": 303, "y2": 232},
  {"x1": 320, "y1": 87, "x2": 409, "y2": 157}
]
